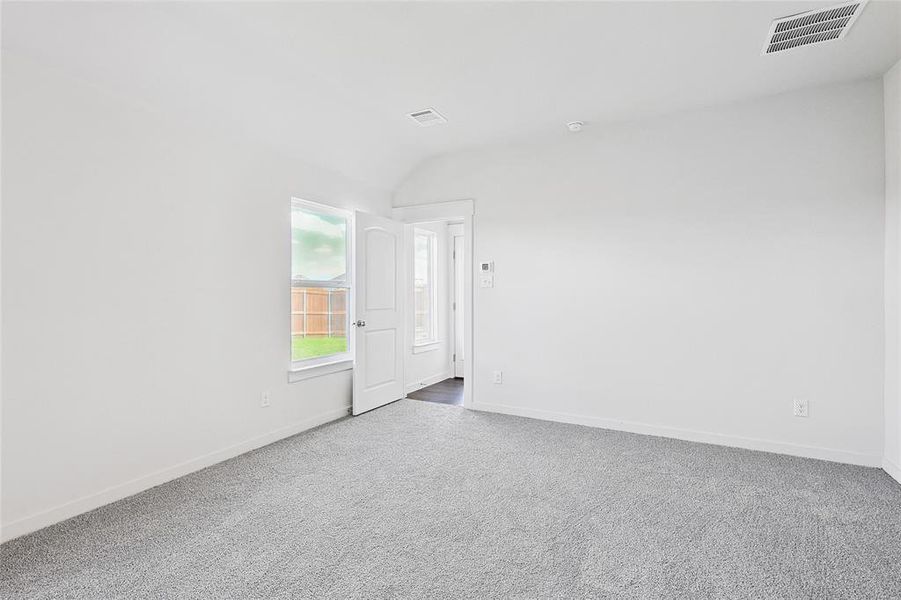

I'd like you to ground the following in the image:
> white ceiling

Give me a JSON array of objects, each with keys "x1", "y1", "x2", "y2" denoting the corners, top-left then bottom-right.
[{"x1": 4, "y1": 1, "x2": 899, "y2": 191}]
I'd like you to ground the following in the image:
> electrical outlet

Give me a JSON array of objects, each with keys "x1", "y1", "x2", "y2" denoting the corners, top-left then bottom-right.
[
  {"x1": 493, "y1": 370, "x2": 503, "y2": 384},
  {"x1": 793, "y1": 398, "x2": 808, "y2": 418},
  {"x1": 261, "y1": 391, "x2": 271, "y2": 408}
]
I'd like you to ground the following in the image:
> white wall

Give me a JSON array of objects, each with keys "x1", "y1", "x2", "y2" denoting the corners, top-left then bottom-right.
[
  {"x1": 404, "y1": 221, "x2": 453, "y2": 392},
  {"x1": 0, "y1": 53, "x2": 391, "y2": 540},
  {"x1": 884, "y1": 59, "x2": 901, "y2": 483},
  {"x1": 396, "y1": 79, "x2": 886, "y2": 466}
]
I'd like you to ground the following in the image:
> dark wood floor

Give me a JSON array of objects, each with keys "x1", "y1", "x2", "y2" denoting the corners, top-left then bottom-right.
[{"x1": 407, "y1": 377, "x2": 464, "y2": 406}]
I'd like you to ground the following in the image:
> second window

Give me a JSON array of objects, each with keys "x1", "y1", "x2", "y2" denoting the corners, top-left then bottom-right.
[{"x1": 413, "y1": 228, "x2": 438, "y2": 345}]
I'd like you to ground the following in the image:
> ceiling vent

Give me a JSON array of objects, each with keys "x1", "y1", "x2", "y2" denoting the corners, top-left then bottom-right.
[
  {"x1": 408, "y1": 108, "x2": 447, "y2": 127},
  {"x1": 762, "y1": 0, "x2": 867, "y2": 55}
]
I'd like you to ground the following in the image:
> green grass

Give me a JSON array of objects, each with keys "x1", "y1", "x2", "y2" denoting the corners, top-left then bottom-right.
[{"x1": 292, "y1": 336, "x2": 347, "y2": 361}]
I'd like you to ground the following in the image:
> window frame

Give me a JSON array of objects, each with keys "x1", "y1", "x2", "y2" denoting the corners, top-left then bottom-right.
[
  {"x1": 413, "y1": 228, "x2": 439, "y2": 348},
  {"x1": 290, "y1": 198, "x2": 353, "y2": 375}
]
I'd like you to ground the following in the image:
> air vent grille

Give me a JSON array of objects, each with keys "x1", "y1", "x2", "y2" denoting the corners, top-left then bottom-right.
[
  {"x1": 762, "y1": 1, "x2": 867, "y2": 55},
  {"x1": 408, "y1": 108, "x2": 447, "y2": 127}
]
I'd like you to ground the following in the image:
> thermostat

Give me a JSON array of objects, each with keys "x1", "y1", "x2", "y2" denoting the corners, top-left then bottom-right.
[{"x1": 479, "y1": 261, "x2": 494, "y2": 273}]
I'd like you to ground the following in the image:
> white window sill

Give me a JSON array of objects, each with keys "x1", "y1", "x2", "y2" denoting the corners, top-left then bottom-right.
[
  {"x1": 412, "y1": 341, "x2": 442, "y2": 354},
  {"x1": 288, "y1": 359, "x2": 353, "y2": 383}
]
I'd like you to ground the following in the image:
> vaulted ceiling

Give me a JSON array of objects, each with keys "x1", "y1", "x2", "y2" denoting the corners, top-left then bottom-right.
[{"x1": 4, "y1": 1, "x2": 899, "y2": 191}]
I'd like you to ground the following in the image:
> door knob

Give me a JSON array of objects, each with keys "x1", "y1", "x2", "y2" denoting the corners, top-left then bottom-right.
[{"x1": 354, "y1": 320, "x2": 366, "y2": 327}]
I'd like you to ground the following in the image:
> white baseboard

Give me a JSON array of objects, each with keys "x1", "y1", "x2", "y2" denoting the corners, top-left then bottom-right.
[
  {"x1": 405, "y1": 370, "x2": 454, "y2": 394},
  {"x1": 884, "y1": 457, "x2": 901, "y2": 485},
  {"x1": 471, "y1": 401, "x2": 881, "y2": 468},
  {"x1": 0, "y1": 405, "x2": 350, "y2": 543}
]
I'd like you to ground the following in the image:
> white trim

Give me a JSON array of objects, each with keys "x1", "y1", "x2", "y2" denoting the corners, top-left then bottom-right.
[
  {"x1": 884, "y1": 457, "x2": 901, "y2": 485},
  {"x1": 412, "y1": 341, "x2": 442, "y2": 354},
  {"x1": 405, "y1": 370, "x2": 454, "y2": 394},
  {"x1": 392, "y1": 200, "x2": 474, "y2": 409},
  {"x1": 0, "y1": 405, "x2": 350, "y2": 543},
  {"x1": 292, "y1": 280, "x2": 350, "y2": 290},
  {"x1": 291, "y1": 196, "x2": 353, "y2": 220},
  {"x1": 393, "y1": 199, "x2": 474, "y2": 222},
  {"x1": 288, "y1": 359, "x2": 353, "y2": 383},
  {"x1": 291, "y1": 350, "x2": 352, "y2": 373},
  {"x1": 471, "y1": 401, "x2": 882, "y2": 467}
]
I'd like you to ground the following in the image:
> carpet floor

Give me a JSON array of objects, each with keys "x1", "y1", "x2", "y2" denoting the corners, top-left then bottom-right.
[{"x1": 2, "y1": 400, "x2": 900, "y2": 599}]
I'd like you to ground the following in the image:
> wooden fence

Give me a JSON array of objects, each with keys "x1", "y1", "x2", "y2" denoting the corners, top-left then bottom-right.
[{"x1": 291, "y1": 287, "x2": 348, "y2": 337}]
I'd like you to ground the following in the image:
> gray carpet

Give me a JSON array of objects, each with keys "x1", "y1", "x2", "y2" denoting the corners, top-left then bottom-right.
[{"x1": 2, "y1": 400, "x2": 900, "y2": 599}]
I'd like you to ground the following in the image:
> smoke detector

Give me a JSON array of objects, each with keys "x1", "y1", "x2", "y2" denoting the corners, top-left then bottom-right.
[
  {"x1": 761, "y1": 1, "x2": 867, "y2": 55},
  {"x1": 408, "y1": 108, "x2": 447, "y2": 127},
  {"x1": 567, "y1": 121, "x2": 584, "y2": 132}
]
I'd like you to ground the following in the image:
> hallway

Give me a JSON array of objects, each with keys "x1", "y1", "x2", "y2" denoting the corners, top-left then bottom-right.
[{"x1": 407, "y1": 378, "x2": 463, "y2": 406}]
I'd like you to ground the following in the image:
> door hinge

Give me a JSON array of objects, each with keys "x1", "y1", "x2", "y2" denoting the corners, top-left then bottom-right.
[
  {"x1": 452, "y1": 301, "x2": 456, "y2": 311},
  {"x1": 453, "y1": 353, "x2": 456, "y2": 362},
  {"x1": 453, "y1": 250, "x2": 456, "y2": 259}
]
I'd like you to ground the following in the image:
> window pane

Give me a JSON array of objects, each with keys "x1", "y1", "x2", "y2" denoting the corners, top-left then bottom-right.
[
  {"x1": 291, "y1": 206, "x2": 347, "y2": 283},
  {"x1": 414, "y1": 232, "x2": 433, "y2": 343},
  {"x1": 292, "y1": 286, "x2": 348, "y2": 360},
  {"x1": 415, "y1": 234, "x2": 430, "y2": 286}
]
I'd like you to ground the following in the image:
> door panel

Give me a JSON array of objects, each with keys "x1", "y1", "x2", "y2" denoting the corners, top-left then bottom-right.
[
  {"x1": 364, "y1": 329, "x2": 396, "y2": 388},
  {"x1": 353, "y1": 211, "x2": 405, "y2": 415},
  {"x1": 364, "y1": 229, "x2": 396, "y2": 310}
]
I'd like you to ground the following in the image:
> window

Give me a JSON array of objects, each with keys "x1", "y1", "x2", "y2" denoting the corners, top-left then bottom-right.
[
  {"x1": 413, "y1": 228, "x2": 437, "y2": 345},
  {"x1": 291, "y1": 199, "x2": 351, "y2": 368}
]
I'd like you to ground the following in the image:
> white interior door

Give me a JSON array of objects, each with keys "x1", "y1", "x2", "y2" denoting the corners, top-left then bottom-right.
[
  {"x1": 353, "y1": 210, "x2": 405, "y2": 415},
  {"x1": 453, "y1": 231, "x2": 465, "y2": 378}
]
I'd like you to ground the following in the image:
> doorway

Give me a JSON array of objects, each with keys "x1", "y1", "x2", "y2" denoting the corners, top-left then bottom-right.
[
  {"x1": 392, "y1": 200, "x2": 474, "y2": 408},
  {"x1": 403, "y1": 219, "x2": 466, "y2": 407}
]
